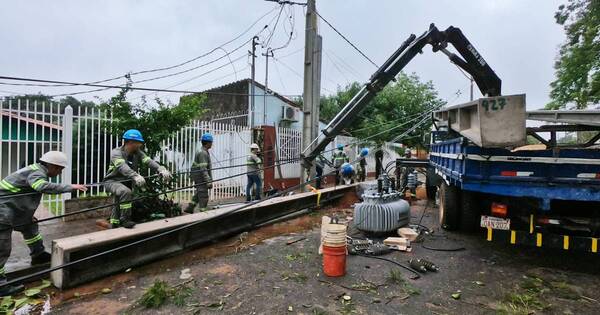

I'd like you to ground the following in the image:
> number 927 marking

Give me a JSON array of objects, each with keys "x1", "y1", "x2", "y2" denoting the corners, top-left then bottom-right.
[{"x1": 482, "y1": 98, "x2": 507, "y2": 111}]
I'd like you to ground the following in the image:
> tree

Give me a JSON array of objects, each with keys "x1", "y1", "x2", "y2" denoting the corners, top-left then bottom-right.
[
  {"x1": 100, "y1": 89, "x2": 207, "y2": 158},
  {"x1": 319, "y1": 73, "x2": 445, "y2": 147},
  {"x1": 547, "y1": 0, "x2": 600, "y2": 109}
]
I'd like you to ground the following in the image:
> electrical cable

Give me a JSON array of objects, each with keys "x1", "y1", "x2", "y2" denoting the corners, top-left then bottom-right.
[
  {"x1": 0, "y1": 6, "x2": 281, "y2": 88},
  {"x1": 314, "y1": 10, "x2": 379, "y2": 69},
  {"x1": 46, "y1": 39, "x2": 253, "y2": 98},
  {"x1": 355, "y1": 253, "x2": 420, "y2": 279},
  {"x1": 128, "y1": 54, "x2": 248, "y2": 101},
  {"x1": 0, "y1": 75, "x2": 303, "y2": 98},
  {"x1": 3, "y1": 155, "x2": 303, "y2": 230},
  {"x1": 264, "y1": 4, "x2": 286, "y2": 48},
  {"x1": 0, "y1": 151, "x2": 366, "y2": 288},
  {"x1": 131, "y1": 64, "x2": 250, "y2": 102}
]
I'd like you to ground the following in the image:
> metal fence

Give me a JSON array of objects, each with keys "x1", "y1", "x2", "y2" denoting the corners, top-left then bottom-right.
[
  {"x1": 0, "y1": 99, "x2": 259, "y2": 215},
  {"x1": 0, "y1": 99, "x2": 67, "y2": 215},
  {"x1": 160, "y1": 120, "x2": 252, "y2": 203},
  {"x1": 1, "y1": 97, "x2": 402, "y2": 218}
]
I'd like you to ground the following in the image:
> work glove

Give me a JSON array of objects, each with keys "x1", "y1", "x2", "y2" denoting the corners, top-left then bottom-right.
[
  {"x1": 158, "y1": 167, "x2": 172, "y2": 182},
  {"x1": 133, "y1": 174, "x2": 146, "y2": 187}
]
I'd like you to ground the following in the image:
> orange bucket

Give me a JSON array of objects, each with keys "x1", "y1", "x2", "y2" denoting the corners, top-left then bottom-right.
[{"x1": 322, "y1": 245, "x2": 347, "y2": 277}]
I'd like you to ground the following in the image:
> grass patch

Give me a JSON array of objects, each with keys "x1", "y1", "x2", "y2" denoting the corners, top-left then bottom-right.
[
  {"x1": 285, "y1": 252, "x2": 309, "y2": 262},
  {"x1": 281, "y1": 272, "x2": 308, "y2": 283},
  {"x1": 338, "y1": 300, "x2": 356, "y2": 315},
  {"x1": 387, "y1": 269, "x2": 405, "y2": 285},
  {"x1": 137, "y1": 280, "x2": 195, "y2": 309},
  {"x1": 139, "y1": 281, "x2": 170, "y2": 308},
  {"x1": 387, "y1": 269, "x2": 419, "y2": 295},
  {"x1": 496, "y1": 277, "x2": 552, "y2": 315},
  {"x1": 549, "y1": 281, "x2": 580, "y2": 300}
]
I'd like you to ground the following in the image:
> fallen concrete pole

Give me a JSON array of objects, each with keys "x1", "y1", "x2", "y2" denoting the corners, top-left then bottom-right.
[{"x1": 51, "y1": 184, "x2": 355, "y2": 289}]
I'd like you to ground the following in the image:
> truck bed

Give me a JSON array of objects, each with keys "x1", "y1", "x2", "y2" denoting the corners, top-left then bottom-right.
[{"x1": 429, "y1": 137, "x2": 600, "y2": 207}]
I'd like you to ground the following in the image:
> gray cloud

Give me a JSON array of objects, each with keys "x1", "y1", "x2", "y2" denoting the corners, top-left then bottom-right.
[{"x1": 0, "y1": 0, "x2": 565, "y2": 109}]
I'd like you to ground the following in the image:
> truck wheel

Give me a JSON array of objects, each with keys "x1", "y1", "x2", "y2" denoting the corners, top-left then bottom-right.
[
  {"x1": 460, "y1": 190, "x2": 480, "y2": 232},
  {"x1": 439, "y1": 182, "x2": 460, "y2": 230}
]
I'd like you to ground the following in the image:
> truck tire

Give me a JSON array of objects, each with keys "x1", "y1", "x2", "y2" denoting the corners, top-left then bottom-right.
[
  {"x1": 439, "y1": 182, "x2": 460, "y2": 230},
  {"x1": 460, "y1": 190, "x2": 480, "y2": 232}
]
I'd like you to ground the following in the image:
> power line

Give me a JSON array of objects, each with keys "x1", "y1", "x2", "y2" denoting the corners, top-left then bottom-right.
[
  {"x1": 324, "y1": 51, "x2": 353, "y2": 83},
  {"x1": 0, "y1": 75, "x2": 302, "y2": 98},
  {"x1": 0, "y1": 6, "x2": 281, "y2": 89},
  {"x1": 314, "y1": 10, "x2": 379, "y2": 69},
  {"x1": 326, "y1": 49, "x2": 364, "y2": 79},
  {"x1": 131, "y1": 60, "x2": 250, "y2": 102},
  {"x1": 263, "y1": 4, "x2": 286, "y2": 48},
  {"x1": 44, "y1": 39, "x2": 253, "y2": 98},
  {"x1": 276, "y1": 47, "x2": 303, "y2": 59}
]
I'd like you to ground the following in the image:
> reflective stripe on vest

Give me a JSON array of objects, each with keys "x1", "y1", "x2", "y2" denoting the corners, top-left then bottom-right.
[
  {"x1": 0, "y1": 180, "x2": 20, "y2": 193},
  {"x1": 31, "y1": 179, "x2": 47, "y2": 190}
]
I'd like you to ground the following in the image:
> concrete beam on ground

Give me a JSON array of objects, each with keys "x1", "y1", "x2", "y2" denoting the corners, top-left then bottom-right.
[{"x1": 51, "y1": 184, "x2": 356, "y2": 289}]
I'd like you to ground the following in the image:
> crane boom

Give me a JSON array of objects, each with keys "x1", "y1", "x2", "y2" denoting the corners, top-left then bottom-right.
[{"x1": 301, "y1": 23, "x2": 501, "y2": 171}]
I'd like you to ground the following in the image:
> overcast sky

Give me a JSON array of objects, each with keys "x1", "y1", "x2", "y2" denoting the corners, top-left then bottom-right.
[{"x1": 0, "y1": 0, "x2": 565, "y2": 110}]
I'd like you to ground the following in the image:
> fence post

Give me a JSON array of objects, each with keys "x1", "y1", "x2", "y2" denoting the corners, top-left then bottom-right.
[{"x1": 61, "y1": 105, "x2": 74, "y2": 215}]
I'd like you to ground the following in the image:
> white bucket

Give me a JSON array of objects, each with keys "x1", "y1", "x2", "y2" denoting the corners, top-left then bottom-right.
[{"x1": 322, "y1": 223, "x2": 347, "y2": 247}]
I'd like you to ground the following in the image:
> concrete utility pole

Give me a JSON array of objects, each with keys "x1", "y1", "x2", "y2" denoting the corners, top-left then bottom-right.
[
  {"x1": 263, "y1": 48, "x2": 274, "y2": 126},
  {"x1": 250, "y1": 36, "x2": 259, "y2": 128},
  {"x1": 300, "y1": 0, "x2": 322, "y2": 190},
  {"x1": 470, "y1": 76, "x2": 474, "y2": 101}
]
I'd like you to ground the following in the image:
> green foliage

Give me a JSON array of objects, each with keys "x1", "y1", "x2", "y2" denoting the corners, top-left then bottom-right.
[
  {"x1": 319, "y1": 82, "x2": 362, "y2": 122},
  {"x1": 547, "y1": 0, "x2": 600, "y2": 109},
  {"x1": 139, "y1": 280, "x2": 195, "y2": 309},
  {"x1": 132, "y1": 174, "x2": 181, "y2": 222},
  {"x1": 319, "y1": 73, "x2": 445, "y2": 147},
  {"x1": 140, "y1": 280, "x2": 170, "y2": 308},
  {"x1": 100, "y1": 88, "x2": 207, "y2": 158}
]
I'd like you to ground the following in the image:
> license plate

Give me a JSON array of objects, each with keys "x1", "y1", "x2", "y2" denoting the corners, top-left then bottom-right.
[{"x1": 480, "y1": 215, "x2": 510, "y2": 230}]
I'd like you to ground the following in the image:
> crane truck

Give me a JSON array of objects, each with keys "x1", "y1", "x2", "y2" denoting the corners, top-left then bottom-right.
[{"x1": 302, "y1": 23, "x2": 600, "y2": 253}]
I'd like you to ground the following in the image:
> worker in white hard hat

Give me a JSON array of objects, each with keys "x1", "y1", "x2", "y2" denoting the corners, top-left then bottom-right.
[
  {"x1": 246, "y1": 143, "x2": 262, "y2": 202},
  {"x1": 0, "y1": 151, "x2": 87, "y2": 296}
]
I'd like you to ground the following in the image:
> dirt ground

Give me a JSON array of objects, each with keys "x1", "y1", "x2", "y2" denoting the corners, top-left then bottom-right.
[{"x1": 49, "y1": 198, "x2": 600, "y2": 315}]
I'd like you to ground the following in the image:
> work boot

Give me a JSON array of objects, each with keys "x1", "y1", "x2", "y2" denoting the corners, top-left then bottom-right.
[
  {"x1": 121, "y1": 220, "x2": 136, "y2": 229},
  {"x1": 184, "y1": 203, "x2": 196, "y2": 214},
  {"x1": 31, "y1": 251, "x2": 51, "y2": 265},
  {"x1": 0, "y1": 284, "x2": 24, "y2": 297}
]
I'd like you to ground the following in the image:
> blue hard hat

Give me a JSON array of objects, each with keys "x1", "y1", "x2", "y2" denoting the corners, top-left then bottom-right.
[
  {"x1": 123, "y1": 129, "x2": 144, "y2": 143},
  {"x1": 360, "y1": 148, "x2": 369, "y2": 157},
  {"x1": 337, "y1": 144, "x2": 344, "y2": 150},
  {"x1": 341, "y1": 162, "x2": 354, "y2": 176},
  {"x1": 201, "y1": 133, "x2": 214, "y2": 142}
]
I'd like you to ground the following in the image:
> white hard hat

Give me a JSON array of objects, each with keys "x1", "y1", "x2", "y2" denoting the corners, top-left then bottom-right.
[
  {"x1": 39, "y1": 151, "x2": 68, "y2": 168},
  {"x1": 250, "y1": 143, "x2": 260, "y2": 150}
]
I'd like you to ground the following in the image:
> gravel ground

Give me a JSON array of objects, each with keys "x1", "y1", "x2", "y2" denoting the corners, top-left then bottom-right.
[{"x1": 50, "y1": 199, "x2": 600, "y2": 315}]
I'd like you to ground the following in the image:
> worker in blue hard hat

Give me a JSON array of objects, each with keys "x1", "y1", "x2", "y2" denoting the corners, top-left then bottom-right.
[
  {"x1": 332, "y1": 144, "x2": 349, "y2": 185},
  {"x1": 186, "y1": 133, "x2": 213, "y2": 213},
  {"x1": 358, "y1": 148, "x2": 369, "y2": 182},
  {"x1": 103, "y1": 129, "x2": 172, "y2": 229},
  {"x1": 340, "y1": 162, "x2": 355, "y2": 185}
]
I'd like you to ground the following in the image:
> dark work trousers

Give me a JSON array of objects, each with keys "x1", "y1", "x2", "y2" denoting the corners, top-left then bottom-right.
[
  {"x1": 246, "y1": 174, "x2": 262, "y2": 201},
  {"x1": 316, "y1": 165, "x2": 324, "y2": 189}
]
